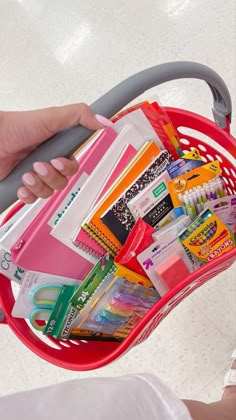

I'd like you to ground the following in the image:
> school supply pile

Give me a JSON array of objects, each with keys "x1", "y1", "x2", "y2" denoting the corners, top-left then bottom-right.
[
  {"x1": 0, "y1": 62, "x2": 235, "y2": 370},
  {"x1": 1, "y1": 97, "x2": 234, "y2": 344}
]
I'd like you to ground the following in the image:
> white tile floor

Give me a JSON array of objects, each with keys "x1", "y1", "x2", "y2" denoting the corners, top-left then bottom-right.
[{"x1": 0, "y1": 0, "x2": 235, "y2": 404}]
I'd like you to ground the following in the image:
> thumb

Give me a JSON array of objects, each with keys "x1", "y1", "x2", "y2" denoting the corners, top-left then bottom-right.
[
  {"x1": 4, "y1": 103, "x2": 113, "y2": 150},
  {"x1": 35, "y1": 103, "x2": 113, "y2": 136}
]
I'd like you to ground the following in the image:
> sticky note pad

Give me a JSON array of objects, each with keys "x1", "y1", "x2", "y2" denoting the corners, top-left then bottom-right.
[{"x1": 155, "y1": 253, "x2": 191, "y2": 290}]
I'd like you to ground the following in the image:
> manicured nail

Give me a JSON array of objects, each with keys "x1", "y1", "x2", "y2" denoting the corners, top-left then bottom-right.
[
  {"x1": 22, "y1": 173, "x2": 36, "y2": 186},
  {"x1": 51, "y1": 159, "x2": 65, "y2": 171},
  {"x1": 95, "y1": 114, "x2": 113, "y2": 127},
  {"x1": 33, "y1": 162, "x2": 48, "y2": 176},
  {"x1": 18, "y1": 187, "x2": 29, "y2": 198}
]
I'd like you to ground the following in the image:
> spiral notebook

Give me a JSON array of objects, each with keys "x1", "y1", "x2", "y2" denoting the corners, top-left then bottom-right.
[
  {"x1": 81, "y1": 141, "x2": 161, "y2": 254},
  {"x1": 73, "y1": 144, "x2": 138, "y2": 257}
]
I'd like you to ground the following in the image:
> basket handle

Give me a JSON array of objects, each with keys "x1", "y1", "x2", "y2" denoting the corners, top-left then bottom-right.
[{"x1": 0, "y1": 61, "x2": 232, "y2": 213}]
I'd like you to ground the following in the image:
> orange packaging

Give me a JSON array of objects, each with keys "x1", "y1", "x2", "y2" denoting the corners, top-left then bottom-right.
[{"x1": 168, "y1": 160, "x2": 222, "y2": 208}]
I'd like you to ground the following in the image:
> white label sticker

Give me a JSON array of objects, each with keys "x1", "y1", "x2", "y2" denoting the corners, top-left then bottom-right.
[
  {"x1": 47, "y1": 172, "x2": 89, "y2": 228},
  {"x1": 0, "y1": 248, "x2": 26, "y2": 284}
]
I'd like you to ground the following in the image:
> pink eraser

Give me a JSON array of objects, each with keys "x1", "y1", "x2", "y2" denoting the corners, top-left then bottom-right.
[{"x1": 155, "y1": 253, "x2": 190, "y2": 290}]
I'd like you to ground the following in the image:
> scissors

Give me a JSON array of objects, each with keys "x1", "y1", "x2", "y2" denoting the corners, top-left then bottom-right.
[{"x1": 29, "y1": 285, "x2": 62, "y2": 331}]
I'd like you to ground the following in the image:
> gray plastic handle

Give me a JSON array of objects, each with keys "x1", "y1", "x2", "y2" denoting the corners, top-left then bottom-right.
[{"x1": 0, "y1": 61, "x2": 232, "y2": 213}]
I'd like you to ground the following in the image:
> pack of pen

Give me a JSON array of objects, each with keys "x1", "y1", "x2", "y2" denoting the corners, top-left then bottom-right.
[
  {"x1": 71, "y1": 274, "x2": 160, "y2": 338},
  {"x1": 42, "y1": 255, "x2": 115, "y2": 338},
  {"x1": 42, "y1": 285, "x2": 121, "y2": 341},
  {"x1": 178, "y1": 177, "x2": 227, "y2": 220}
]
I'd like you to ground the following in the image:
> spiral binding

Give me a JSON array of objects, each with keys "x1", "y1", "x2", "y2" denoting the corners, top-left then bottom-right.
[
  {"x1": 82, "y1": 223, "x2": 119, "y2": 257},
  {"x1": 88, "y1": 222, "x2": 120, "y2": 254},
  {"x1": 75, "y1": 238, "x2": 106, "y2": 259}
]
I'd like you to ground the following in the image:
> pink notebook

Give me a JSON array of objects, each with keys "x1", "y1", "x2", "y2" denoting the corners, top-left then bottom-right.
[
  {"x1": 11, "y1": 128, "x2": 117, "y2": 280},
  {"x1": 73, "y1": 144, "x2": 137, "y2": 254}
]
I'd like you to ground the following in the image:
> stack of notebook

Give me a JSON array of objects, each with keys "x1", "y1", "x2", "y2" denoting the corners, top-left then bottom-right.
[{"x1": 9, "y1": 100, "x2": 180, "y2": 280}]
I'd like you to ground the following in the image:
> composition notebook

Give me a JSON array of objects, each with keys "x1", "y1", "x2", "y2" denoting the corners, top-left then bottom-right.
[
  {"x1": 81, "y1": 141, "x2": 161, "y2": 254},
  {"x1": 101, "y1": 150, "x2": 173, "y2": 244}
]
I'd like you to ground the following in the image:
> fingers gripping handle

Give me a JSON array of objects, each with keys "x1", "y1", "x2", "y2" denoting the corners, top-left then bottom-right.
[{"x1": 0, "y1": 61, "x2": 232, "y2": 213}]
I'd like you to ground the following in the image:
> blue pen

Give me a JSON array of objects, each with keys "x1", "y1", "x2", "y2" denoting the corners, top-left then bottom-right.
[
  {"x1": 95, "y1": 313, "x2": 126, "y2": 328},
  {"x1": 99, "y1": 308, "x2": 129, "y2": 323}
]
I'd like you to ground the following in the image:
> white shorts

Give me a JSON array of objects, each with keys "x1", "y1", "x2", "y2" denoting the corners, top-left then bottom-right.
[{"x1": 0, "y1": 373, "x2": 192, "y2": 420}]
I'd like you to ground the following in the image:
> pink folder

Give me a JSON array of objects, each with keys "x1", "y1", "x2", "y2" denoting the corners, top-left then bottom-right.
[{"x1": 11, "y1": 128, "x2": 117, "y2": 280}]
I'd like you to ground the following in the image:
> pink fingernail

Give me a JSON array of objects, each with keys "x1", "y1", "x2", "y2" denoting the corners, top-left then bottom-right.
[
  {"x1": 22, "y1": 173, "x2": 36, "y2": 186},
  {"x1": 95, "y1": 114, "x2": 114, "y2": 127},
  {"x1": 51, "y1": 159, "x2": 65, "y2": 171},
  {"x1": 33, "y1": 162, "x2": 48, "y2": 176},
  {"x1": 18, "y1": 187, "x2": 29, "y2": 198}
]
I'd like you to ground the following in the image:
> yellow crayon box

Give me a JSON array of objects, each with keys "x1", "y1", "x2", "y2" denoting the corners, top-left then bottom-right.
[{"x1": 179, "y1": 209, "x2": 235, "y2": 264}]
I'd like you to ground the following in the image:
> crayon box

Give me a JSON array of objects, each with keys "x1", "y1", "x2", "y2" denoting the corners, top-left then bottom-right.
[{"x1": 179, "y1": 209, "x2": 235, "y2": 263}]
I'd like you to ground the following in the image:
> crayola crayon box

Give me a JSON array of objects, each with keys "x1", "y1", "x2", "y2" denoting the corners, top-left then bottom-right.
[{"x1": 178, "y1": 208, "x2": 235, "y2": 264}]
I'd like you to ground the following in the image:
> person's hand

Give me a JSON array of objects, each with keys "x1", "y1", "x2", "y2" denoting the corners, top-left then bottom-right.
[{"x1": 0, "y1": 104, "x2": 112, "y2": 204}]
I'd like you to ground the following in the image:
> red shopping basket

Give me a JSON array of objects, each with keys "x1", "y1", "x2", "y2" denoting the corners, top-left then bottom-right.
[{"x1": 0, "y1": 62, "x2": 235, "y2": 370}]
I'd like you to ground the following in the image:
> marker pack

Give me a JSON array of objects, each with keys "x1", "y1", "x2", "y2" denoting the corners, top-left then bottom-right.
[{"x1": 168, "y1": 160, "x2": 222, "y2": 209}]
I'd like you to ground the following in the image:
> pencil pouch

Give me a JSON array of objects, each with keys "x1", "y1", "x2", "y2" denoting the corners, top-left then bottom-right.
[{"x1": 115, "y1": 218, "x2": 156, "y2": 278}]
